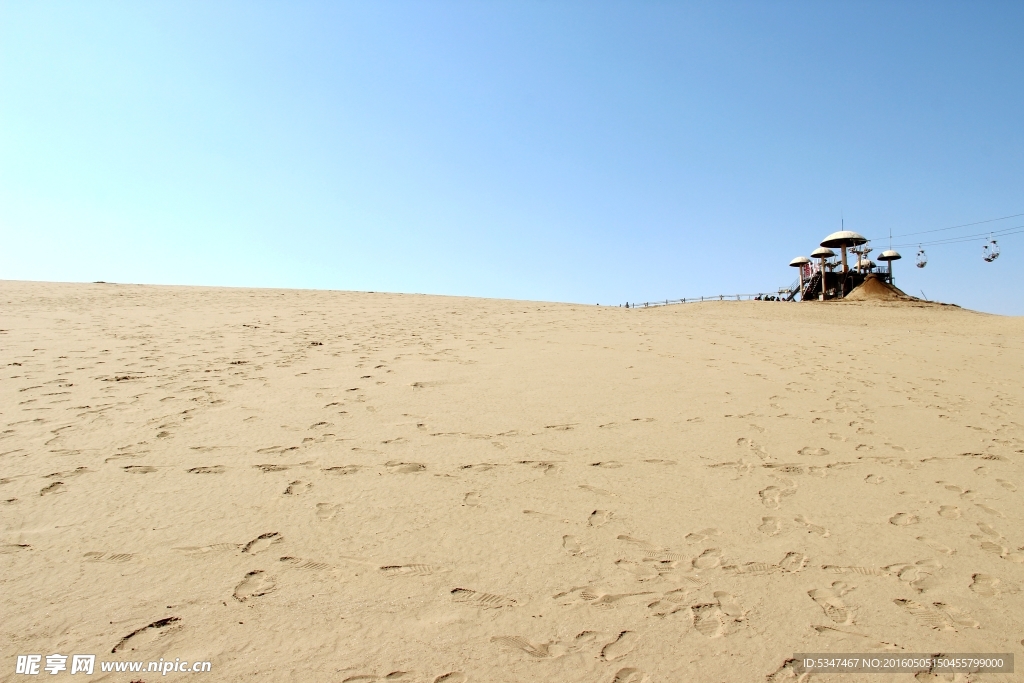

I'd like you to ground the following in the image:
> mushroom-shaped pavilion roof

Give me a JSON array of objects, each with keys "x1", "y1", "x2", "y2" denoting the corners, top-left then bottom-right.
[
  {"x1": 820, "y1": 230, "x2": 867, "y2": 248},
  {"x1": 811, "y1": 246, "x2": 836, "y2": 259},
  {"x1": 856, "y1": 259, "x2": 876, "y2": 269},
  {"x1": 789, "y1": 256, "x2": 811, "y2": 267},
  {"x1": 877, "y1": 249, "x2": 902, "y2": 261}
]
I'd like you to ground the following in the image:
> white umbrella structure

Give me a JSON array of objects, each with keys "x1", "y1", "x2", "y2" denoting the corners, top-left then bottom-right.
[
  {"x1": 820, "y1": 231, "x2": 867, "y2": 275},
  {"x1": 810, "y1": 247, "x2": 835, "y2": 300},
  {"x1": 878, "y1": 249, "x2": 901, "y2": 282},
  {"x1": 789, "y1": 256, "x2": 811, "y2": 300},
  {"x1": 820, "y1": 231, "x2": 867, "y2": 298}
]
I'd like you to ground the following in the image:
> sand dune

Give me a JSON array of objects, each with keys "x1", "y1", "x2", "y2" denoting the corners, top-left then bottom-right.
[{"x1": 2, "y1": 280, "x2": 1022, "y2": 682}]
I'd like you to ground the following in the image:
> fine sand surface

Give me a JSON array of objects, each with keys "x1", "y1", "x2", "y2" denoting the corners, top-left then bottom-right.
[{"x1": 2, "y1": 280, "x2": 1023, "y2": 683}]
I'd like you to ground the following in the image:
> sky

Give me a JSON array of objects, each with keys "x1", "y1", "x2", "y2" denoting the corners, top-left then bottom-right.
[{"x1": 2, "y1": 1, "x2": 1022, "y2": 314}]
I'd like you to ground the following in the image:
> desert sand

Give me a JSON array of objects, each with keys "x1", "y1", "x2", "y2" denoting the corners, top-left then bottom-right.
[{"x1": 2, "y1": 280, "x2": 1023, "y2": 683}]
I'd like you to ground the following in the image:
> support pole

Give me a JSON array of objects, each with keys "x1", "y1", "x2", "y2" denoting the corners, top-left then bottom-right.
[
  {"x1": 819, "y1": 258, "x2": 826, "y2": 300},
  {"x1": 840, "y1": 246, "x2": 848, "y2": 299}
]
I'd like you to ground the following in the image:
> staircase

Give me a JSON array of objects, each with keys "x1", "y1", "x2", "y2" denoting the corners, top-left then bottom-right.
[{"x1": 802, "y1": 272, "x2": 822, "y2": 301}]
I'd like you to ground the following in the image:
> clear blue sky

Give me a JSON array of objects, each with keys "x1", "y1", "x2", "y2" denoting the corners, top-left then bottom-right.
[{"x1": 2, "y1": 2, "x2": 1022, "y2": 313}]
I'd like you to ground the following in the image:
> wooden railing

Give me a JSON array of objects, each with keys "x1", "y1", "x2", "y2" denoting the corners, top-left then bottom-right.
[{"x1": 623, "y1": 292, "x2": 794, "y2": 308}]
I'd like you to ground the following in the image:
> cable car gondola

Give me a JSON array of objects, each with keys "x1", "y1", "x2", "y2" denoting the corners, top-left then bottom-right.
[
  {"x1": 983, "y1": 237, "x2": 1000, "y2": 263},
  {"x1": 916, "y1": 246, "x2": 927, "y2": 268}
]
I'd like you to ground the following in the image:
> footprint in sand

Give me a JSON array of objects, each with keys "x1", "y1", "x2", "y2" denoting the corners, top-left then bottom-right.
[
  {"x1": 762, "y1": 477, "x2": 797, "y2": 507},
  {"x1": 864, "y1": 474, "x2": 885, "y2": 484},
  {"x1": 463, "y1": 492, "x2": 481, "y2": 507},
  {"x1": 322, "y1": 465, "x2": 361, "y2": 475},
  {"x1": 931, "y1": 602, "x2": 980, "y2": 629},
  {"x1": 794, "y1": 514, "x2": 829, "y2": 537},
  {"x1": 84, "y1": 551, "x2": 134, "y2": 563},
  {"x1": 284, "y1": 480, "x2": 311, "y2": 495},
  {"x1": 974, "y1": 537, "x2": 1008, "y2": 557},
  {"x1": 737, "y1": 438, "x2": 769, "y2": 459},
  {"x1": 616, "y1": 535, "x2": 683, "y2": 561},
  {"x1": 692, "y1": 548, "x2": 722, "y2": 569},
  {"x1": 610, "y1": 668, "x2": 648, "y2": 683},
  {"x1": 385, "y1": 461, "x2": 426, "y2": 474},
  {"x1": 254, "y1": 464, "x2": 291, "y2": 473},
  {"x1": 562, "y1": 535, "x2": 582, "y2": 555},
  {"x1": 39, "y1": 481, "x2": 65, "y2": 496},
  {"x1": 279, "y1": 556, "x2": 332, "y2": 571},
  {"x1": 888, "y1": 559, "x2": 941, "y2": 592},
  {"x1": 614, "y1": 560, "x2": 662, "y2": 582},
  {"x1": 647, "y1": 588, "x2": 691, "y2": 617},
  {"x1": 44, "y1": 466, "x2": 90, "y2": 479},
  {"x1": 450, "y1": 587, "x2": 516, "y2": 608},
  {"x1": 581, "y1": 589, "x2": 655, "y2": 609},
  {"x1": 123, "y1": 465, "x2": 157, "y2": 474},
  {"x1": 808, "y1": 583, "x2": 854, "y2": 624},
  {"x1": 578, "y1": 484, "x2": 616, "y2": 497},
  {"x1": 691, "y1": 593, "x2": 745, "y2": 638},
  {"x1": 779, "y1": 552, "x2": 808, "y2": 573},
  {"x1": 0, "y1": 544, "x2": 31, "y2": 554},
  {"x1": 692, "y1": 603, "x2": 726, "y2": 638},
  {"x1": 589, "y1": 510, "x2": 612, "y2": 527},
  {"x1": 432, "y1": 673, "x2": 466, "y2": 683},
  {"x1": 242, "y1": 532, "x2": 282, "y2": 554},
  {"x1": 380, "y1": 564, "x2": 446, "y2": 577},
  {"x1": 758, "y1": 517, "x2": 782, "y2": 536},
  {"x1": 316, "y1": 503, "x2": 341, "y2": 521},
  {"x1": 765, "y1": 659, "x2": 807, "y2": 683},
  {"x1": 460, "y1": 463, "x2": 503, "y2": 472},
  {"x1": 894, "y1": 599, "x2": 953, "y2": 631},
  {"x1": 685, "y1": 528, "x2": 721, "y2": 543},
  {"x1": 969, "y1": 573, "x2": 1004, "y2": 597},
  {"x1": 491, "y1": 635, "x2": 569, "y2": 659},
  {"x1": 822, "y1": 564, "x2": 886, "y2": 576},
  {"x1": 764, "y1": 463, "x2": 805, "y2": 475},
  {"x1": 797, "y1": 447, "x2": 829, "y2": 457},
  {"x1": 976, "y1": 521, "x2": 1001, "y2": 537},
  {"x1": 895, "y1": 599, "x2": 978, "y2": 631},
  {"x1": 233, "y1": 570, "x2": 276, "y2": 602},
  {"x1": 760, "y1": 487, "x2": 784, "y2": 509},
  {"x1": 723, "y1": 561, "x2": 779, "y2": 576},
  {"x1": 173, "y1": 542, "x2": 241, "y2": 555},
  {"x1": 937, "y1": 505, "x2": 960, "y2": 519},
  {"x1": 996, "y1": 479, "x2": 1016, "y2": 491},
  {"x1": 976, "y1": 503, "x2": 1004, "y2": 517},
  {"x1": 601, "y1": 631, "x2": 639, "y2": 661},
  {"x1": 708, "y1": 460, "x2": 754, "y2": 478},
  {"x1": 111, "y1": 617, "x2": 182, "y2": 653},
  {"x1": 889, "y1": 513, "x2": 919, "y2": 526},
  {"x1": 187, "y1": 465, "x2": 225, "y2": 474},
  {"x1": 916, "y1": 537, "x2": 955, "y2": 556},
  {"x1": 714, "y1": 591, "x2": 745, "y2": 619}
]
